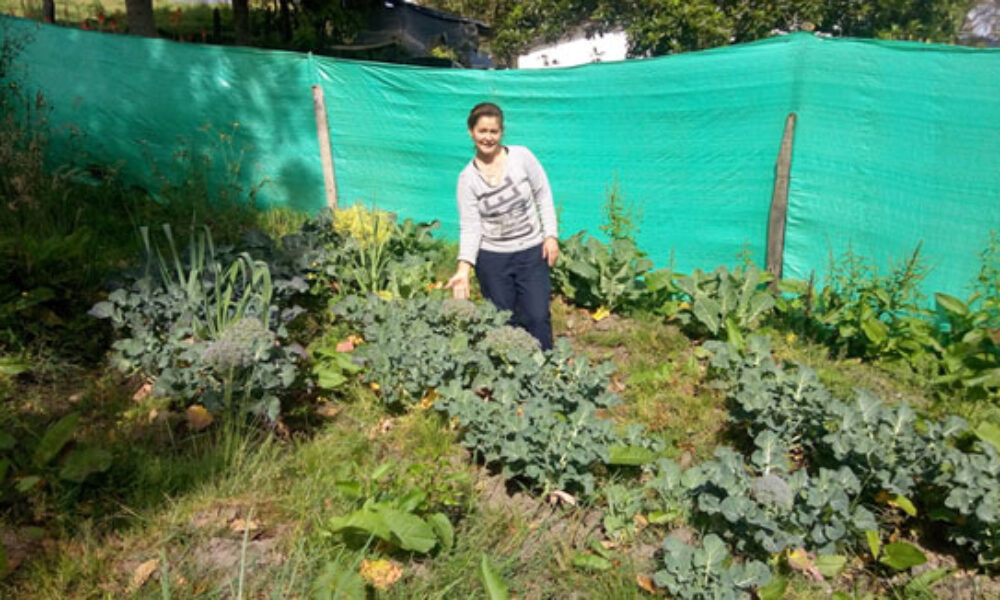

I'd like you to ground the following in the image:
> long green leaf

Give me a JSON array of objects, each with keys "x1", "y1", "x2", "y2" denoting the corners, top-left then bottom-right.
[
  {"x1": 59, "y1": 447, "x2": 113, "y2": 483},
  {"x1": 865, "y1": 529, "x2": 881, "y2": 559},
  {"x1": 427, "y1": 513, "x2": 454, "y2": 552},
  {"x1": 904, "y1": 567, "x2": 950, "y2": 594},
  {"x1": 693, "y1": 297, "x2": 722, "y2": 334},
  {"x1": 571, "y1": 553, "x2": 612, "y2": 572},
  {"x1": 379, "y1": 508, "x2": 437, "y2": 553},
  {"x1": 479, "y1": 554, "x2": 509, "y2": 600},
  {"x1": 935, "y1": 293, "x2": 968, "y2": 316},
  {"x1": 756, "y1": 574, "x2": 788, "y2": 600},
  {"x1": 607, "y1": 445, "x2": 657, "y2": 465},
  {"x1": 32, "y1": 413, "x2": 80, "y2": 468},
  {"x1": 879, "y1": 542, "x2": 926, "y2": 571},
  {"x1": 974, "y1": 421, "x2": 1000, "y2": 452}
]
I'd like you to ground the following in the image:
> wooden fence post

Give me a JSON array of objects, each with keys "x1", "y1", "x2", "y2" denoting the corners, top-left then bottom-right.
[
  {"x1": 766, "y1": 112, "x2": 797, "y2": 283},
  {"x1": 312, "y1": 84, "x2": 338, "y2": 211}
]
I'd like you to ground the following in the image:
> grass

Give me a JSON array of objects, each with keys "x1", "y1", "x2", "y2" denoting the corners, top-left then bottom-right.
[{"x1": 3, "y1": 296, "x2": 962, "y2": 599}]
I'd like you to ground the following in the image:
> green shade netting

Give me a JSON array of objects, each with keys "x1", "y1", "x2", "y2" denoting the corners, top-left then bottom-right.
[{"x1": 3, "y1": 16, "x2": 999, "y2": 296}]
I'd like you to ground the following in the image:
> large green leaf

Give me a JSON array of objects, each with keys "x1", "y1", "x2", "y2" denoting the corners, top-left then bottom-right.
[
  {"x1": 693, "y1": 297, "x2": 722, "y2": 334},
  {"x1": 32, "y1": 413, "x2": 80, "y2": 468},
  {"x1": 607, "y1": 445, "x2": 657, "y2": 465},
  {"x1": 814, "y1": 554, "x2": 847, "y2": 578},
  {"x1": 935, "y1": 293, "x2": 968, "y2": 316},
  {"x1": 756, "y1": 574, "x2": 788, "y2": 600},
  {"x1": 479, "y1": 554, "x2": 509, "y2": 600},
  {"x1": 571, "y1": 552, "x2": 612, "y2": 572},
  {"x1": 974, "y1": 421, "x2": 1000, "y2": 453},
  {"x1": 0, "y1": 357, "x2": 29, "y2": 378},
  {"x1": 311, "y1": 560, "x2": 365, "y2": 600},
  {"x1": 861, "y1": 318, "x2": 889, "y2": 346},
  {"x1": 879, "y1": 542, "x2": 926, "y2": 571},
  {"x1": 426, "y1": 512, "x2": 454, "y2": 552},
  {"x1": 379, "y1": 508, "x2": 437, "y2": 553},
  {"x1": 328, "y1": 507, "x2": 390, "y2": 542},
  {"x1": 58, "y1": 447, "x2": 113, "y2": 483},
  {"x1": 865, "y1": 529, "x2": 881, "y2": 559}
]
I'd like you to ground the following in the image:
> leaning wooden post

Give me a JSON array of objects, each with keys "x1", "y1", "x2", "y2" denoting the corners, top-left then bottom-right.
[
  {"x1": 766, "y1": 112, "x2": 797, "y2": 285},
  {"x1": 311, "y1": 84, "x2": 338, "y2": 210}
]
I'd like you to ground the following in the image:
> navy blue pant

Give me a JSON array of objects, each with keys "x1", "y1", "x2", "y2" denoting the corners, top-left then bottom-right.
[{"x1": 476, "y1": 244, "x2": 553, "y2": 350}]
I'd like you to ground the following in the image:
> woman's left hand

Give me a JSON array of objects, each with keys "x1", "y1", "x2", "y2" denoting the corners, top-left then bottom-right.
[{"x1": 542, "y1": 237, "x2": 560, "y2": 267}]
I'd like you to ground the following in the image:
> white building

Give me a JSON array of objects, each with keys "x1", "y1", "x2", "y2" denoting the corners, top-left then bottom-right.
[{"x1": 516, "y1": 30, "x2": 628, "y2": 69}]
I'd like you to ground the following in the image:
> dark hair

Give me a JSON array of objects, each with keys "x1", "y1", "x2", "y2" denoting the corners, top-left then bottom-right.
[{"x1": 467, "y1": 102, "x2": 504, "y2": 130}]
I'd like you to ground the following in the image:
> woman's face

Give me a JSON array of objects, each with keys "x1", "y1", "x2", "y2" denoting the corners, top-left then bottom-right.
[{"x1": 469, "y1": 116, "x2": 503, "y2": 158}]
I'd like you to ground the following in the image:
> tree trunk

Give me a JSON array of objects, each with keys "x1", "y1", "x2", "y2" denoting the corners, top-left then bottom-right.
[
  {"x1": 233, "y1": 0, "x2": 250, "y2": 46},
  {"x1": 279, "y1": 0, "x2": 291, "y2": 42},
  {"x1": 125, "y1": 0, "x2": 156, "y2": 37},
  {"x1": 42, "y1": 0, "x2": 55, "y2": 23}
]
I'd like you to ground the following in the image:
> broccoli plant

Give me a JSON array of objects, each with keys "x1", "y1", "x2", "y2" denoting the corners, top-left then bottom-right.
[{"x1": 654, "y1": 534, "x2": 771, "y2": 600}]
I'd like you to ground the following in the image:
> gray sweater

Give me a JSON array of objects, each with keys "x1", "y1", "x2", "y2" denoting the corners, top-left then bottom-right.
[{"x1": 456, "y1": 145, "x2": 558, "y2": 265}]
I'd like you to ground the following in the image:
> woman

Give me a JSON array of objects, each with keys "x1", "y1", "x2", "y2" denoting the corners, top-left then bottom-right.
[{"x1": 445, "y1": 102, "x2": 560, "y2": 350}]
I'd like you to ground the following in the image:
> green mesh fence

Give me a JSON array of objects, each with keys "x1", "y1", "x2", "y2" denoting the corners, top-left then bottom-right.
[{"x1": 3, "y1": 16, "x2": 999, "y2": 296}]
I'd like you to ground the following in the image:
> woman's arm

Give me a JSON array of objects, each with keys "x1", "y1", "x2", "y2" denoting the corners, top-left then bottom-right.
[
  {"x1": 447, "y1": 173, "x2": 480, "y2": 299},
  {"x1": 522, "y1": 148, "x2": 560, "y2": 266}
]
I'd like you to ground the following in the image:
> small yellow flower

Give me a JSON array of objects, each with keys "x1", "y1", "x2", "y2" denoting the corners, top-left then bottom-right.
[{"x1": 369, "y1": 382, "x2": 380, "y2": 392}]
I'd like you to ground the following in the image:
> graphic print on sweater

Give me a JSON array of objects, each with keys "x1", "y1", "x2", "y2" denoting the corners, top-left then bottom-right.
[{"x1": 479, "y1": 175, "x2": 536, "y2": 242}]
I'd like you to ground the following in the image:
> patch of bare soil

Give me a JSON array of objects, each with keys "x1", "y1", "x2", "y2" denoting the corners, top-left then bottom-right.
[{"x1": 0, "y1": 527, "x2": 45, "y2": 574}]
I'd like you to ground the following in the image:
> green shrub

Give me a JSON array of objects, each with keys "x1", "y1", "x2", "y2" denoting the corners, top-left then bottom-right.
[
  {"x1": 551, "y1": 232, "x2": 652, "y2": 313},
  {"x1": 672, "y1": 264, "x2": 776, "y2": 348},
  {"x1": 91, "y1": 225, "x2": 300, "y2": 420}
]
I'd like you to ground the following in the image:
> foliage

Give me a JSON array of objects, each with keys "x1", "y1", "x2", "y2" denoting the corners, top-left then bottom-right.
[
  {"x1": 551, "y1": 232, "x2": 653, "y2": 313},
  {"x1": 933, "y1": 435, "x2": 1000, "y2": 566},
  {"x1": 436, "y1": 336, "x2": 647, "y2": 495},
  {"x1": 427, "y1": 0, "x2": 969, "y2": 64},
  {"x1": 324, "y1": 461, "x2": 455, "y2": 555},
  {"x1": 811, "y1": 244, "x2": 936, "y2": 365},
  {"x1": 672, "y1": 264, "x2": 776, "y2": 348},
  {"x1": 90, "y1": 225, "x2": 300, "y2": 420},
  {"x1": 334, "y1": 293, "x2": 654, "y2": 494},
  {"x1": 683, "y1": 446, "x2": 877, "y2": 556},
  {"x1": 654, "y1": 533, "x2": 771, "y2": 600},
  {"x1": 333, "y1": 294, "x2": 509, "y2": 406},
  {"x1": 599, "y1": 175, "x2": 641, "y2": 242},
  {"x1": 705, "y1": 335, "x2": 1000, "y2": 566},
  {"x1": 0, "y1": 412, "x2": 112, "y2": 517},
  {"x1": 297, "y1": 206, "x2": 445, "y2": 301},
  {"x1": 929, "y1": 234, "x2": 1000, "y2": 400}
]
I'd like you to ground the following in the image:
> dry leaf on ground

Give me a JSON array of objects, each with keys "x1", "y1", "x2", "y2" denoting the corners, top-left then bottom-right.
[
  {"x1": 316, "y1": 403, "x2": 342, "y2": 419},
  {"x1": 132, "y1": 381, "x2": 153, "y2": 402},
  {"x1": 548, "y1": 490, "x2": 577, "y2": 506},
  {"x1": 360, "y1": 558, "x2": 403, "y2": 590},
  {"x1": 129, "y1": 558, "x2": 159, "y2": 591},
  {"x1": 186, "y1": 405, "x2": 213, "y2": 431},
  {"x1": 636, "y1": 574, "x2": 662, "y2": 594},
  {"x1": 228, "y1": 518, "x2": 261, "y2": 534}
]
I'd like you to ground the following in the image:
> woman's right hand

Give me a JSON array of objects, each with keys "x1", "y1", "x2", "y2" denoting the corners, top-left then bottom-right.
[{"x1": 445, "y1": 263, "x2": 472, "y2": 300}]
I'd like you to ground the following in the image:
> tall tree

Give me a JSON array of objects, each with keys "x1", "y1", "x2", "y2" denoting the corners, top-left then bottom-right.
[
  {"x1": 42, "y1": 0, "x2": 54, "y2": 23},
  {"x1": 125, "y1": 0, "x2": 157, "y2": 37},
  {"x1": 233, "y1": 0, "x2": 250, "y2": 45},
  {"x1": 421, "y1": 0, "x2": 975, "y2": 62}
]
